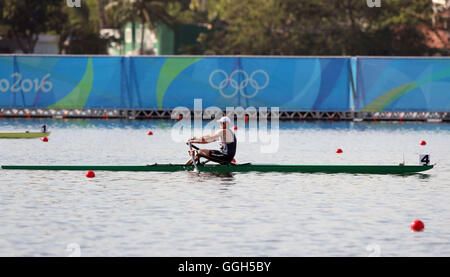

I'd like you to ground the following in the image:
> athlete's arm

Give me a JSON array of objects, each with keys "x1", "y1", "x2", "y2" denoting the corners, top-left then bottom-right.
[{"x1": 187, "y1": 130, "x2": 221, "y2": 144}]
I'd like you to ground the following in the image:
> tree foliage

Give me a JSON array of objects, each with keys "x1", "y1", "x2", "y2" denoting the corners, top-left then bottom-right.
[
  {"x1": 195, "y1": 0, "x2": 437, "y2": 56},
  {"x1": 0, "y1": 0, "x2": 65, "y2": 53},
  {"x1": 0, "y1": 0, "x2": 443, "y2": 55},
  {"x1": 59, "y1": 0, "x2": 110, "y2": 54},
  {"x1": 104, "y1": 0, "x2": 176, "y2": 54}
]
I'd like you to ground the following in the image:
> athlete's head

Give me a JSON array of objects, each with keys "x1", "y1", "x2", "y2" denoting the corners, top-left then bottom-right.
[{"x1": 217, "y1": 116, "x2": 231, "y2": 129}]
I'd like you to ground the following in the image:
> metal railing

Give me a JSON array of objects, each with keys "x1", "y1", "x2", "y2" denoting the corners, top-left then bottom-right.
[{"x1": 0, "y1": 108, "x2": 448, "y2": 122}]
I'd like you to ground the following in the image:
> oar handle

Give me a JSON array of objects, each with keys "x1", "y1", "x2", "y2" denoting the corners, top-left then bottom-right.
[{"x1": 190, "y1": 143, "x2": 200, "y2": 150}]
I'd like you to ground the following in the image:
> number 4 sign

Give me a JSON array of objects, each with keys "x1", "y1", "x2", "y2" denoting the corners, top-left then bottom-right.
[{"x1": 419, "y1": 154, "x2": 430, "y2": 166}]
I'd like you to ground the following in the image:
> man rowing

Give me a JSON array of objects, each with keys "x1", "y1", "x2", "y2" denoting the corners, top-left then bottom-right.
[{"x1": 186, "y1": 116, "x2": 237, "y2": 165}]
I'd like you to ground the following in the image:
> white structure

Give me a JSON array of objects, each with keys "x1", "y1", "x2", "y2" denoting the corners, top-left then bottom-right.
[
  {"x1": 101, "y1": 22, "x2": 158, "y2": 56},
  {"x1": 432, "y1": 0, "x2": 450, "y2": 28},
  {"x1": 432, "y1": 0, "x2": 450, "y2": 7},
  {"x1": 15, "y1": 34, "x2": 60, "y2": 54}
]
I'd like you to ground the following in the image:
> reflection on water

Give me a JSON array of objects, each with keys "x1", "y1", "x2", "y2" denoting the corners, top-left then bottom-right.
[
  {"x1": 201, "y1": 172, "x2": 235, "y2": 179},
  {"x1": 204, "y1": 172, "x2": 237, "y2": 188},
  {"x1": 186, "y1": 171, "x2": 236, "y2": 186},
  {"x1": 417, "y1": 173, "x2": 432, "y2": 180},
  {"x1": 0, "y1": 118, "x2": 449, "y2": 256}
]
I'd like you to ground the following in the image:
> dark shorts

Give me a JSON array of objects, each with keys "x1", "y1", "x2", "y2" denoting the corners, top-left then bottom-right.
[{"x1": 204, "y1": 150, "x2": 233, "y2": 164}]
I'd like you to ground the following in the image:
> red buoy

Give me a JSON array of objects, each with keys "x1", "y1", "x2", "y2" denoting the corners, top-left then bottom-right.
[
  {"x1": 411, "y1": 220, "x2": 425, "y2": 232},
  {"x1": 86, "y1": 171, "x2": 95, "y2": 178},
  {"x1": 336, "y1": 148, "x2": 343, "y2": 154},
  {"x1": 420, "y1": 140, "x2": 426, "y2": 146},
  {"x1": 233, "y1": 126, "x2": 238, "y2": 130},
  {"x1": 41, "y1": 137, "x2": 48, "y2": 142},
  {"x1": 147, "y1": 131, "x2": 153, "y2": 135}
]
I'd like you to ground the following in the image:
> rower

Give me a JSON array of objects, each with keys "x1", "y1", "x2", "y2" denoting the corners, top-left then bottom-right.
[
  {"x1": 41, "y1": 124, "x2": 47, "y2": 133},
  {"x1": 186, "y1": 116, "x2": 237, "y2": 165}
]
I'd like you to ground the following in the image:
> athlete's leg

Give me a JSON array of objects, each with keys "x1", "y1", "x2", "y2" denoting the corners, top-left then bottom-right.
[
  {"x1": 185, "y1": 149, "x2": 231, "y2": 165},
  {"x1": 198, "y1": 150, "x2": 231, "y2": 164},
  {"x1": 185, "y1": 149, "x2": 201, "y2": 165},
  {"x1": 185, "y1": 149, "x2": 210, "y2": 165}
]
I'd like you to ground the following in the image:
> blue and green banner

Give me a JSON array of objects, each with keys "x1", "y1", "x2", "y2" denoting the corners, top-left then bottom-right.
[
  {"x1": 132, "y1": 56, "x2": 350, "y2": 111},
  {"x1": 355, "y1": 58, "x2": 450, "y2": 112},
  {"x1": 0, "y1": 56, "x2": 123, "y2": 109},
  {"x1": 0, "y1": 56, "x2": 351, "y2": 111},
  {"x1": 3, "y1": 55, "x2": 448, "y2": 112}
]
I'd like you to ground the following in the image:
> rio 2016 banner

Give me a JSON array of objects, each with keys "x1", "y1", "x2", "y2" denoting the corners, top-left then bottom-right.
[
  {"x1": 0, "y1": 56, "x2": 350, "y2": 111},
  {"x1": 355, "y1": 57, "x2": 450, "y2": 112}
]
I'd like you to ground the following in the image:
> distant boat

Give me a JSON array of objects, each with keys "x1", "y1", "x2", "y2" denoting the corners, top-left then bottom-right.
[
  {"x1": 0, "y1": 124, "x2": 50, "y2": 139},
  {"x1": 0, "y1": 131, "x2": 51, "y2": 139}
]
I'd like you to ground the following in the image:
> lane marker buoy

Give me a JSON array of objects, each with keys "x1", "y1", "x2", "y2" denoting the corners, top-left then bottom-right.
[
  {"x1": 86, "y1": 171, "x2": 95, "y2": 178},
  {"x1": 411, "y1": 220, "x2": 425, "y2": 232},
  {"x1": 336, "y1": 148, "x2": 343, "y2": 154}
]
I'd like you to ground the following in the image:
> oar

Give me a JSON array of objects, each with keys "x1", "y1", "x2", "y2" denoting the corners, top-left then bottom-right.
[
  {"x1": 188, "y1": 142, "x2": 200, "y2": 173},
  {"x1": 191, "y1": 144, "x2": 200, "y2": 150}
]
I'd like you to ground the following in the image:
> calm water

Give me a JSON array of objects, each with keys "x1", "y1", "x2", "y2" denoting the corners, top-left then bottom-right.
[{"x1": 0, "y1": 119, "x2": 449, "y2": 257}]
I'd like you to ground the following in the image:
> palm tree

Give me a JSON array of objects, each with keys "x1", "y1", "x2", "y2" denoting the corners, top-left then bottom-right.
[
  {"x1": 60, "y1": 2, "x2": 91, "y2": 53},
  {"x1": 105, "y1": 0, "x2": 175, "y2": 55},
  {"x1": 97, "y1": 0, "x2": 109, "y2": 30}
]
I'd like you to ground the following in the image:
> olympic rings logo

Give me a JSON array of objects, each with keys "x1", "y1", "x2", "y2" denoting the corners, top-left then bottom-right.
[{"x1": 209, "y1": 69, "x2": 269, "y2": 98}]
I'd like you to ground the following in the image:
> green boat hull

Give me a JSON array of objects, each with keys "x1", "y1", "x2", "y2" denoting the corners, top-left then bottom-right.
[
  {"x1": 0, "y1": 164, "x2": 434, "y2": 174},
  {"x1": 0, "y1": 132, "x2": 50, "y2": 139}
]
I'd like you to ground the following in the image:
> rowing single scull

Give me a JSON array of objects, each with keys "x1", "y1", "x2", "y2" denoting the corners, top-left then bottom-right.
[
  {"x1": 0, "y1": 164, "x2": 434, "y2": 174},
  {"x1": 0, "y1": 132, "x2": 51, "y2": 139}
]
